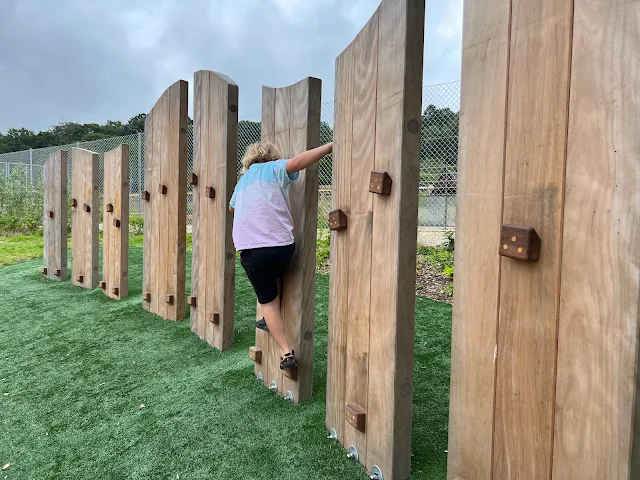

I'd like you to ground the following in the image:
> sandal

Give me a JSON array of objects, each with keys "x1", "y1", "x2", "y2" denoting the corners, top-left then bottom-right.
[
  {"x1": 280, "y1": 350, "x2": 297, "y2": 370},
  {"x1": 256, "y1": 317, "x2": 269, "y2": 332}
]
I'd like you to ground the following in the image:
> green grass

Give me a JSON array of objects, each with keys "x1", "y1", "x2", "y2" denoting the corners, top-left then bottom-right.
[{"x1": 0, "y1": 248, "x2": 451, "y2": 479}]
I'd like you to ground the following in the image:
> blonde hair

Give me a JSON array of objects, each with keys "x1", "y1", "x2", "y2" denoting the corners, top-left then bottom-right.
[{"x1": 242, "y1": 141, "x2": 281, "y2": 173}]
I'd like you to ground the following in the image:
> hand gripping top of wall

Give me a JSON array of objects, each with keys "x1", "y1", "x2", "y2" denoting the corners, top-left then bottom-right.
[{"x1": 249, "y1": 76, "x2": 322, "y2": 405}]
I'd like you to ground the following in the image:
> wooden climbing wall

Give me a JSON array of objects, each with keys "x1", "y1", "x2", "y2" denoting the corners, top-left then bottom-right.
[
  {"x1": 70, "y1": 148, "x2": 99, "y2": 289},
  {"x1": 102, "y1": 144, "x2": 130, "y2": 299},
  {"x1": 142, "y1": 80, "x2": 188, "y2": 321},
  {"x1": 189, "y1": 70, "x2": 238, "y2": 351},
  {"x1": 448, "y1": 0, "x2": 640, "y2": 479},
  {"x1": 325, "y1": 1, "x2": 425, "y2": 479},
  {"x1": 42, "y1": 150, "x2": 68, "y2": 281},
  {"x1": 251, "y1": 77, "x2": 321, "y2": 404}
]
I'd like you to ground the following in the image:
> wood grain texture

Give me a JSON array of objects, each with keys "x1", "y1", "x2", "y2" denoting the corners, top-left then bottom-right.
[
  {"x1": 553, "y1": 1, "x2": 640, "y2": 478},
  {"x1": 326, "y1": 40, "x2": 354, "y2": 447},
  {"x1": 42, "y1": 150, "x2": 68, "y2": 281},
  {"x1": 492, "y1": 0, "x2": 574, "y2": 478},
  {"x1": 142, "y1": 80, "x2": 188, "y2": 321},
  {"x1": 254, "y1": 78, "x2": 320, "y2": 403},
  {"x1": 103, "y1": 144, "x2": 130, "y2": 299},
  {"x1": 71, "y1": 148, "x2": 99, "y2": 289},
  {"x1": 367, "y1": 1, "x2": 423, "y2": 478},
  {"x1": 344, "y1": 10, "x2": 378, "y2": 465},
  {"x1": 190, "y1": 70, "x2": 238, "y2": 351}
]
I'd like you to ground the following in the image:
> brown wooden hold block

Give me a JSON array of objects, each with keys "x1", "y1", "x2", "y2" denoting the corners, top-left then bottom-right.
[
  {"x1": 189, "y1": 173, "x2": 198, "y2": 186},
  {"x1": 283, "y1": 366, "x2": 297, "y2": 381},
  {"x1": 142, "y1": 191, "x2": 150, "y2": 201},
  {"x1": 113, "y1": 218, "x2": 121, "y2": 228},
  {"x1": 249, "y1": 346, "x2": 262, "y2": 364},
  {"x1": 47, "y1": 210, "x2": 54, "y2": 218},
  {"x1": 70, "y1": 198, "x2": 78, "y2": 208},
  {"x1": 188, "y1": 296, "x2": 197, "y2": 308},
  {"x1": 54, "y1": 269, "x2": 61, "y2": 277},
  {"x1": 83, "y1": 203, "x2": 91, "y2": 213},
  {"x1": 100, "y1": 280, "x2": 106, "y2": 290},
  {"x1": 164, "y1": 294, "x2": 174, "y2": 305},
  {"x1": 209, "y1": 312, "x2": 220, "y2": 325},
  {"x1": 346, "y1": 404, "x2": 366, "y2": 432},
  {"x1": 499, "y1": 224, "x2": 541, "y2": 261},
  {"x1": 106, "y1": 203, "x2": 114, "y2": 213},
  {"x1": 112, "y1": 286, "x2": 119, "y2": 296},
  {"x1": 41, "y1": 267, "x2": 47, "y2": 275},
  {"x1": 328, "y1": 209, "x2": 348, "y2": 231},
  {"x1": 205, "y1": 186, "x2": 216, "y2": 199},
  {"x1": 76, "y1": 275, "x2": 84, "y2": 283},
  {"x1": 158, "y1": 184, "x2": 167, "y2": 195},
  {"x1": 369, "y1": 170, "x2": 392, "y2": 195},
  {"x1": 142, "y1": 292, "x2": 151, "y2": 302}
]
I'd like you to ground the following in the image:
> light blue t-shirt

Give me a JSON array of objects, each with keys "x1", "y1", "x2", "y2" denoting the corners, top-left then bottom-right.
[{"x1": 229, "y1": 159, "x2": 299, "y2": 251}]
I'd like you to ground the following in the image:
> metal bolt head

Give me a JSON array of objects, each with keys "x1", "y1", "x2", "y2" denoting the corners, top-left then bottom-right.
[
  {"x1": 327, "y1": 428, "x2": 338, "y2": 441},
  {"x1": 284, "y1": 391, "x2": 294, "y2": 403},
  {"x1": 346, "y1": 445, "x2": 359, "y2": 462},
  {"x1": 256, "y1": 373, "x2": 263, "y2": 382},
  {"x1": 370, "y1": 466, "x2": 383, "y2": 480},
  {"x1": 269, "y1": 381, "x2": 278, "y2": 392}
]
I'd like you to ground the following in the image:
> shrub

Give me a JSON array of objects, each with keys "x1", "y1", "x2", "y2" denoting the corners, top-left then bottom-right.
[
  {"x1": 129, "y1": 214, "x2": 144, "y2": 235},
  {"x1": 316, "y1": 229, "x2": 330, "y2": 269},
  {"x1": 0, "y1": 166, "x2": 44, "y2": 235}
]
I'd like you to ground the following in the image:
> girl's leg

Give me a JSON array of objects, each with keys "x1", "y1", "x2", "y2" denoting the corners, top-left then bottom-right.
[{"x1": 261, "y1": 296, "x2": 292, "y2": 356}]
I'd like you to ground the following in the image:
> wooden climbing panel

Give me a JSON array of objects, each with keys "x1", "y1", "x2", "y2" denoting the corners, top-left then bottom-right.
[
  {"x1": 190, "y1": 70, "x2": 238, "y2": 351},
  {"x1": 42, "y1": 150, "x2": 68, "y2": 281},
  {"x1": 142, "y1": 80, "x2": 188, "y2": 321},
  {"x1": 251, "y1": 77, "x2": 321, "y2": 404},
  {"x1": 102, "y1": 144, "x2": 130, "y2": 299},
  {"x1": 325, "y1": 1, "x2": 425, "y2": 479}
]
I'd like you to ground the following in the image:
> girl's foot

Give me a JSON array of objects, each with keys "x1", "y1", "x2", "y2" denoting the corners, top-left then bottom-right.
[
  {"x1": 280, "y1": 350, "x2": 297, "y2": 370},
  {"x1": 256, "y1": 317, "x2": 269, "y2": 332}
]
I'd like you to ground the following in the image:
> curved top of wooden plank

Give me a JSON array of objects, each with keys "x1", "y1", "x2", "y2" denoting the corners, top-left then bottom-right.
[
  {"x1": 194, "y1": 70, "x2": 237, "y2": 87},
  {"x1": 71, "y1": 147, "x2": 99, "y2": 156},
  {"x1": 147, "y1": 79, "x2": 188, "y2": 114},
  {"x1": 262, "y1": 76, "x2": 321, "y2": 93},
  {"x1": 336, "y1": 2, "x2": 380, "y2": 64}
]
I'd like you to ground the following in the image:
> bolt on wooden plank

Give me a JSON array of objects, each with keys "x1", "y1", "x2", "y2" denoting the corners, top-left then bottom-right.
[
  {"x1": 102, "y1": 144, "x2": 130, "y2": 300},
  {"x1": 142, "y1": 80, "x2": 188, "y2": 321},
  {"x1": 42, "y1": 150, "x2": 68, "y2": 282},
  {"x1": 189, "y1": 70, "x2": 238, "y2": 351},
  {"x1": 252, "y1": 76, "x2": 321, "y2": 405},
  {"x1": 326, "y1": 1, "x2": 424, "y2": 478}
]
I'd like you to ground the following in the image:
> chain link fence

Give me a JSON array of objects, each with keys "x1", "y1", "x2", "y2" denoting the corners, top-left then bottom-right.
[{"x1": 0, "y1": 81, "x2": 459, "y2": 245}]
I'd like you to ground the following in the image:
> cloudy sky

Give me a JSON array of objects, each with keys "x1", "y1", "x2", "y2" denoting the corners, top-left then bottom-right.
[{"x1": 0, "y1": 0, "x2": 462, "y2": 133}]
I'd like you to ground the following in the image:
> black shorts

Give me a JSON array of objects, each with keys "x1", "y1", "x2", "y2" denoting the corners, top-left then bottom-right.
[{"x1": 240, "y1": 243, "x2": 295, "y2": 305}]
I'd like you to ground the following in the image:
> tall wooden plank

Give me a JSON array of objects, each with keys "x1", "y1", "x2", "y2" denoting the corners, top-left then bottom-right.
[
  {"x1": 492, "y1": 0, "x2": 574, "y2": 477},
  {"x1": 281, "y1": 77, "x2": 321, "y2": 403},
  {"x1": 326, "y1": 45, "x2": 354, "y2": 445},
  {"x1": 190, "y1": 71, "x2": 204, "y2": 336},
  {"x1": 343, "y1": 12, "x2": 378, "y2": 465},
  {"x1": 42, "y1": 151, "x2": 68, "y2": 281},
  {"x1": 191, "y1": 70, "x2": 238, "y2": 351},
  {"x1": 142, "y1": 112, "x2": 156, "y2": 312},
  {"x1": 447, "y1": 1, "x2": 511, "y2": 478},
  {"x1": 553, "y1": 1, "x2": 640, "y2": 478},
  {"x1": 103, "y1": 145, "x2": 129, "y2": 299},
  {"x1": 71, "y1": 152, "x2": 81, "y2": 284},
  {"x1": 254, "y1": 86, "x2": 276, "y2": 384},
  {"x1": 142, "y1": 80, "x2": 188, "y2": 320},
  {"x1": 367, "y1": 1, "x2": 424, "y2": 478}
]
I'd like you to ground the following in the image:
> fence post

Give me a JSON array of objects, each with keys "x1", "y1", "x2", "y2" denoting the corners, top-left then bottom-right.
[
  {"x1": 29, "y1": 149, "x2": 33, "y2": 187},
  {"x1": 137, "y1": 131, "x2": 142, "y2": 215}
]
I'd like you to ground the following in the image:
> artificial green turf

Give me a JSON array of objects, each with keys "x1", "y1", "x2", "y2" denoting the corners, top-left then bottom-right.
[{"x1": 0, "y1": 247, "x2": 451, "y2": 479}]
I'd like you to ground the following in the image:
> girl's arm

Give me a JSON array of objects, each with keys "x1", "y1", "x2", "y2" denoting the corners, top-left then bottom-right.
[{"x1": 286, "y1": 142, "x2": 333, "y2": 174}]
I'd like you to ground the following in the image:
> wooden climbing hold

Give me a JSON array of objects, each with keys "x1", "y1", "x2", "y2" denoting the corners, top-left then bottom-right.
[
  {"x1": 499, "y1": 224, "x2": 541, "y2": 261},
  {"x1": 329, "y1": 209, "x2": 348, "y2": 231},
  {"x1": 41, "y1": 267, "x2": 48, "y2": 275},
  {"x1": 106, "y1": 203, "x2": 114, "y2": 213},
  {"x1": 83, "y1": 203, "x2": 91, "y2": 213},
  {"x1": 369, "y1": 171, "x2": 392, "y2": 195},
  {"x1": 209, "y1": 312, "x2": 220, "y2": 325},
  {"x1": 54, "y1": 269, "x2": 61, "y2": 277},
  {"x1": 164, "y1": 294, "x2": 174, "y2": 305},
  {"x1": 249, "y1": 346, "x2": 262, "y2": 364},
  {"x1": 188, "y1": 296, "x2": 197, "y2": 308},
  {"x1": 142, "y1": 292, "x2": 151, "y2": 302},
  {"x1": 76, "y1": 275, "x2": 84, "y2": 283},
  {"x1": 100, "y1": 280, "x2": 106, "y2": 290},
  {"x1": 112, "y1": 286, "x2": 119, "y2": 296},
  {"x1": 113, "y1": 218, "x2": 121, "y2": 228},
  {"x1": 189, "y1": 173, "x2": 198, "y2": 186},
  {"x1": 346, "y1": 404, "x2": 366, "y2": 432},
  {"x1": 205, "y1": 186, "x2": 216, "y2": 199},
  {"x1": 47, "y1": 211, "x2": 54, "y2": 218},
  {"x1": 142, "y1": 191, "x2": 150, "y2": 201},
  {"x1": 283, "y1": 366, "x2": 297, "y2": 381},
  {"x1": 158, "y1": 184, "x2": 167, "y2": 195},
  {"x1": 70, "y1": 198, "x2": 78, "y2": 207}
]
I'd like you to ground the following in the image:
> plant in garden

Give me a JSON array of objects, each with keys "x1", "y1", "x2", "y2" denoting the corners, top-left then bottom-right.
[{"x1": 0, "y1": 165, "x2": 44, "y2": 234}]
